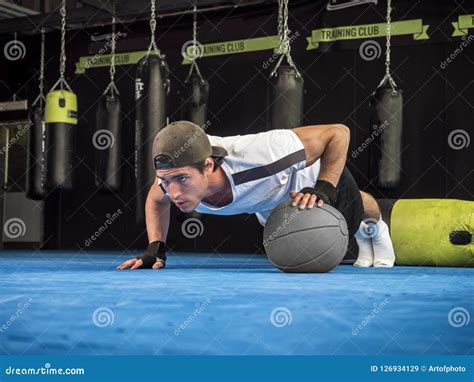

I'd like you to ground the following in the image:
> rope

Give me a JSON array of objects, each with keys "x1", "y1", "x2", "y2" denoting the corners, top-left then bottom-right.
[
  {"x1": 192, "y1": 4, "x2": 197, "y2": 48},
  {"x1": 103, "y1": 1, "x2": 119, "y2": 97},
  {"x1": 32, "y1": 28, "x2": 46, "y2": 108},
  {"x1": 146, "y1": 0, "x2": 159, "y2": 55},
  {"x1": 185, "y1": 5, "x2": 204, "y2": 84},
  {"x1": 376, "y1": 0, "x2": 397, "y2": 91},
  {"x1": 271, "y1": 0, "x2": 301, "y2": 77},
  {"x1": 50, "y1": 0, "x2": 72, "y2": 92}
]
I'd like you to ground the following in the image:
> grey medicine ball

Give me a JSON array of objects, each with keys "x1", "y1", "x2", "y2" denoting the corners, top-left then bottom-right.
[{"x1": 263, "y1": 200, "x2": 349, "y2": 273}]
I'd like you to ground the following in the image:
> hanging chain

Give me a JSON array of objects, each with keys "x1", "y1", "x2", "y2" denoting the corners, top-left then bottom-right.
[
  {"x1": 280, "y1": 0, "x2": 289, "y2": 55},
  {"x1": 104, "y1": 1, "x2": 119, "y2": 96},
  {"x1": 110, "y1": 16, "x2": 116, "y2": 83},
  {"x1": 282, "y1": 0, "x2": 297, "y2": 71},
  {"x1": 385, "y1": 0, "x2": 391, "y2": 78},
  {"x1": 59, "y1": 0, "x2": 66, "y2": 86},
  {"x1": 271, "y1": 0, "x2": 301, "y2": 77},
  {"x1": 277, "y1": 0, "x2": 283, "y2": 54},
  {"x1": 50, "y1": 0, "x2": 71, "y2": 92},
  {"x1": 377, "y1": 0, "x2": 397, "y2": 91},
  {"x1": 192, "y1": 5, "x2": 197, "y2": 50},
  {"x1": 33, "y1": 29, "x2": 46, "y2": 107},
  {"x1": 186, "y1": 4, "x2": 204, "y2": 83},
  {"x1": 40, "y1": 29, "x2": 45, "y2": 97},
  {"x1": 147, "y1": 0, "x2": 159, "y2": 55}
]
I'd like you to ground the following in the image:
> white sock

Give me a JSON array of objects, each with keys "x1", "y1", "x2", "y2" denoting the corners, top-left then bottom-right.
[
  {"x1": 372, "y1": 218, "x2": 396, "y2": 268},
  {"x1": 354, "y1": 220, "x2": 374, "y2": 267}
]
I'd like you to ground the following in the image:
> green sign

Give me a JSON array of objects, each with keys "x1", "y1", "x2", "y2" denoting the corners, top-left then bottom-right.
[
  {"x1": 182, "y1": 35, "x2": 280, "y2": 64},
  {"x1": 75, "y1": 50, "x2": 162, "y2": 74},
  {"x1": 306, "y1": 19, "x2": 430, "y2": 50},
  {"x1": 452, "y1": 15, "x2": 474, "y2": 36}
]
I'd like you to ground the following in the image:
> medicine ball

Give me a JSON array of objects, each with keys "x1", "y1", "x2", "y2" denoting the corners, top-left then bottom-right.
[{"x1": 263, "y1": 200, "x2": 349, "y2": 273}]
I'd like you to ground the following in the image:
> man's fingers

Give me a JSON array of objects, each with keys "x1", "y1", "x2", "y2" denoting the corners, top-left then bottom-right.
[
  {"x1": 117, "y1": 259, "x2": 135, "y2": 270},
  {"x1": 298, "y1": 193, "x2": 312, "y2": 209},
  {"x1": 290, "y1": 191, "x2": 324, "y2": 209},
  {"x1": 291, "y1": 192, "x2": 303, "y2": 206},
  {"x1": 117, "y1": 258, "x2": 164, "y2": 270},
  {"x1": 130, "y1": 259, "x2": 143, "y2": 270},
  {"x1": 307, "y1": 194, "x2": 317, "y2": 209}
]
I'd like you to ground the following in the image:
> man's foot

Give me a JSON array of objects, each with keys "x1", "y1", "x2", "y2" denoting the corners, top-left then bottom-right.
[
  {"x1": 354, "y1": 220, "x2": 374, "y2": 267},
  {"x1": 372, "y1": 219, "x2": 396, "y2": 268}
]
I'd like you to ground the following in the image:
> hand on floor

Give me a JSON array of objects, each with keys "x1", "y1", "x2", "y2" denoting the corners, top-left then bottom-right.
[{"x1": 116, "y1": 257, "x2": 165, "y2": 270}]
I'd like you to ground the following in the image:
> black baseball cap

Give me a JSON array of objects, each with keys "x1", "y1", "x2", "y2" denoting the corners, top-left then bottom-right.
[{"x1": 152, "y1": 121, "x2": 228, "y2": 170}]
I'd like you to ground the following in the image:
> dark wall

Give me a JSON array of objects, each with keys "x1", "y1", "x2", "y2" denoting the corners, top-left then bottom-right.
[{"x1": 0, "y1": 0, "x2": 472, "y2": 252}]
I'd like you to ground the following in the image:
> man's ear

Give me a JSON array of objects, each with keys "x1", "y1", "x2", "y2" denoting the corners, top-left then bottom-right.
[{"x1": 204, "y1": 157, "x2": 214, "y2": 175}]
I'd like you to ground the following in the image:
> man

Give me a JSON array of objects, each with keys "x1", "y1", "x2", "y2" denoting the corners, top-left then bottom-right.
[{"x1": 117, "y1": 121, "x2": 395, "y2": 271}]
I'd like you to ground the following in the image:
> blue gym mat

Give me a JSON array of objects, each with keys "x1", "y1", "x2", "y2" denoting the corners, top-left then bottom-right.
[{"x1": 0, "y1": 251, "x2": 472, "y2": 355}]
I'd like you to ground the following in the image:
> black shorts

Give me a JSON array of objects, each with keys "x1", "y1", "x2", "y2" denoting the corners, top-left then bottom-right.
[{"x1": 333, "y1": 167, "x2": 364, "y2": 239}]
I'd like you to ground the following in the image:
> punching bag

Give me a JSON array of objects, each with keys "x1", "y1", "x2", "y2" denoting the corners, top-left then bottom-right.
[
  {"x1": 44, "y1": 90, "x2": 78, "y2": 191},
  {"x1": 266, "y1": 65, "x2": 304, "y2": 130},
  {"x1": 181, "y1": 73, "x2": 209, "y2": 128},
  {"x1": 94, "y1": 95, "x2": 122, "y2": 192},
  {"x1": 390, "y1": 199, "x2": 474, "y2": 267},
  {"x1": 135, "y1": 54, "x2": 169, "y2": 225},
  {"x1": 26, "y1": 106, "x2": 48, "y2": 200},
  {"x1": 369, "y1": 86, "x2": 403, "y2": 189}
]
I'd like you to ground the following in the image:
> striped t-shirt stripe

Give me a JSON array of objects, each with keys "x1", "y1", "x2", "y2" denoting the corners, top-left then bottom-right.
[{"x1": 232, "y1": 149, "x2": 306, "y2": 186}]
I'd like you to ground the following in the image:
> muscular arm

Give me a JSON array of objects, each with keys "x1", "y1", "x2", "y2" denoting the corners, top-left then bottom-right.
[
  {"x1": 116, "y1": 181, "x2": 171, "y2": 270},
  {"x1": 292, "y1": 124, "x2": 350, "y2": 187},
  {"x1": 145, "y1": 180, "x2": 171, "y2": 243}
]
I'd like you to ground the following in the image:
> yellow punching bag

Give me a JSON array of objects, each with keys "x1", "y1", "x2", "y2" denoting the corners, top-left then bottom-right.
[
  {"x1": 44, "y1": 89, "x2": 78, "y2": 190},
  {"x1": 43, "y1": 0, "x2": 78, "y2": 191}
]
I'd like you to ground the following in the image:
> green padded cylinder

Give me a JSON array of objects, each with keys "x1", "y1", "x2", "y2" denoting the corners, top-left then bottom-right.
[{"x1": 391, "y1": 199, "x2": 473, "y2": 267}]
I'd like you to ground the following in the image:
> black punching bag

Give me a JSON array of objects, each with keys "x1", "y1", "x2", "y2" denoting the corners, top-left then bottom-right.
[
  {"x1": 266, "y1": 65, "x2": 304, "y2": 130},
  {"x1": 44, "y1": 90, "x2": 78, "y2": 190},
  {"x1": 369, "y1": 86, "x2": 403, "y2": 189},
  {"x1": 26, "y1": 106, "x2": 48, "y2": 200},
  {"x1": 135, "y1": 54, "x2": 169, "y2": 225},
  {"x1": 182, "y1": 73, "x2": 209, "y2": 127},
  {"x1": 94, "y1": 95, "x2": 122, "y2": 192}
]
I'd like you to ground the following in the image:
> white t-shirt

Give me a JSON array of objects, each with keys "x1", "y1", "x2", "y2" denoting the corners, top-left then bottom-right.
[{"x1": 194, "y1": 129, "x2": 321, "y2": 226}]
